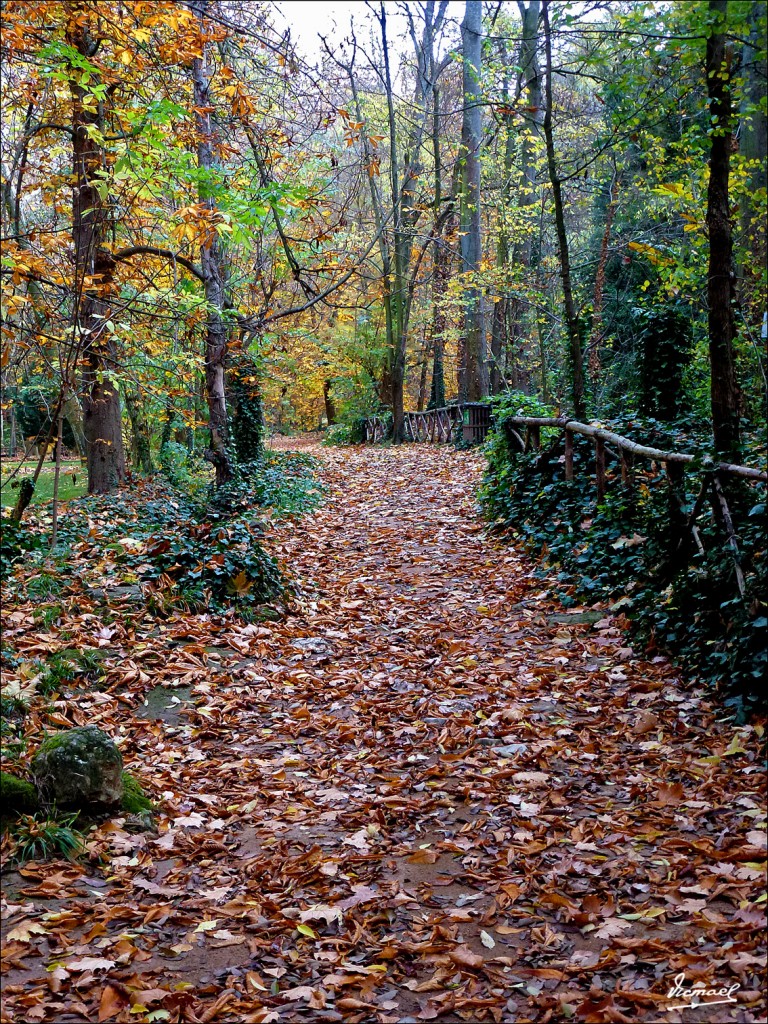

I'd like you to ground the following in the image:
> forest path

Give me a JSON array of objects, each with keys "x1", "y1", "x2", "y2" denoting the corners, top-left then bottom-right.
[{"x1": 3, "y1": 442, "x2": 765, "y2": 1023}]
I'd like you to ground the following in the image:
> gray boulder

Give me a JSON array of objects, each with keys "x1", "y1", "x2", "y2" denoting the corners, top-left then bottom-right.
[{"x1": 32, "y1": 726, "x2": 124, "y2": 809}]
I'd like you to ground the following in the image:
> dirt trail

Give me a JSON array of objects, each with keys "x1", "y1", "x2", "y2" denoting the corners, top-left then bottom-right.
[{"x1": 2, "y1": 443, "x2": 765, "y2": 1023}]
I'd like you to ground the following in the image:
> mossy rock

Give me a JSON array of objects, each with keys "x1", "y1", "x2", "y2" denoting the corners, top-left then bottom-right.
[
  {"x1": 0, "y1": 771, "x2": 39, "y2": 816},
  {"x1": 32, "y1": 725, "x2": 123, "y2": 809},
  {"x1": 121, "y1": 772, "x2": 154, "y2": 813}
]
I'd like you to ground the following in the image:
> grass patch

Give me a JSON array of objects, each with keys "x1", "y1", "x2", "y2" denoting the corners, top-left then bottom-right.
[{"x1": 1, "y1": 461, "x2": 86, "y2": 507}]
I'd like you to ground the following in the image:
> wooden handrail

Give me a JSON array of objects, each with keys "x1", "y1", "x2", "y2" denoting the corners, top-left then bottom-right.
[
  {"x1": 505, "y1": 415, "x2": 767, "y2": 482},
  {"x1": 363, "y1": 406, "x2": 766, "y2": 483}
]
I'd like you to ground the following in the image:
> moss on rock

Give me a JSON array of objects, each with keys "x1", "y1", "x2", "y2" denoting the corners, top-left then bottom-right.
[
  {"x1": 121, "y1": 772, "x2": 153, "y2": 813},
  {"x1": 32, "y1": 725, "x2": 123, "y2": 809},
  {"x1": 0, "y1": 771, "x2": 39, "y2": 816}
]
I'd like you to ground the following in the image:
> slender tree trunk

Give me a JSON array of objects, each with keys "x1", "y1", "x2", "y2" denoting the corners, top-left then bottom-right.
[
  {"x1": 379, "y1": 3, "x2": 408, "y2": 440},
  {"x1": 588, "y1": 173, "x2": 620, "y2": 384},
  {"x1": 347, "y1": 70, "x2": 396, "y2": 414},
  {"x1": 706, "y1": 0, "x2": 741, "y2": 460},
  {"x1": 460, "y1": 0, "x2": 486, "y2": 401},
  {"x1": 417, "y1": 340, "x2": 430, "y2": 411},
  {"x1": 429, "y1": 69, "x2": 449, "y2": 411},
  {"x1": 191, "y1": 0, "x2": 233, "y2": 486},
  {"x1": 50, "y1": 406, "x2": 64, "y2": 550},
  {"x1": 506, "y1": 0, "x2": 542, "y2": 393},
  {"x1": 66, "y1": 3, "x2": 126, "y2": 493},
  {"x1": 542, "y1": 0, "x2": 585, "y2": 419},
  {"x1": 739, "y1": 2, "x2": 767, "y2": 267}
]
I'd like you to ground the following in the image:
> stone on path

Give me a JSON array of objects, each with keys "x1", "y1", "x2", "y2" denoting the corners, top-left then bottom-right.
[{"x1": 32, "y1": 725, "x2": 123, "y2": 809}]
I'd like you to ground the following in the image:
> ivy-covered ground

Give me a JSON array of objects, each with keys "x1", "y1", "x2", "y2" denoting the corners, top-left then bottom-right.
[{"x1": 1, "y1": 442, "x2": 766, "y2": 1023}]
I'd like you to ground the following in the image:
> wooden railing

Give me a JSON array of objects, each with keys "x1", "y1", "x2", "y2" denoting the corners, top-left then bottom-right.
[
  {"x1": 365, "y1": 403, "x2": 492, "y2": 445},
  {"x1": 503, "y1": 415, "x2": 767, "y2": 483},
  {"x1": 503, "y1": 415, "x2": 766, "y2": 598}
]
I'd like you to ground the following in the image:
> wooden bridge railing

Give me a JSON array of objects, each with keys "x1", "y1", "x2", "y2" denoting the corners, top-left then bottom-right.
[
  {"x1": 503, "y1": 415, "x2": 767, "y2": 483},
  {"x1": 365, "y1": 403, "x2": 492, "y2": 445},
  {"x1": 504, "y1": 415, "x2": 766, "y2": 598}
]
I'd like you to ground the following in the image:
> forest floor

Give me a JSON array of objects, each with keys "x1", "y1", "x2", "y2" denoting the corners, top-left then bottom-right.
[{"x1": 1, "y1": 442, "x2": 766, "y2": 1024}]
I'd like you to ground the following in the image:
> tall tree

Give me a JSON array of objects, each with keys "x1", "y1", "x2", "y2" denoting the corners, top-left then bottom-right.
[
  {"x1": 459, "y1": 0, "x2": 487, "y2": 401},
  {"x1": 706, "y1": 0, "x2": 741, "y2": 459},
  {"x1": 542, "y1": 0, "x2": 585, "y2": 419},
  {"x1": 66, "y1": 1, "x2": 127, "y2": 493},
  {"x1": 190, "y1": 0, "x2": 234, "y2": 486}
]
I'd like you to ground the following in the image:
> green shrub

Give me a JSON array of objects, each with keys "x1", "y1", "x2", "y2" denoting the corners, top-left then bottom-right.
[
  {"x1": 0, "y1": 515, "x2": 46, "y2": 580},
  {"x1": 324, "y1": 419, "x2": 366, "y2": 446},
  {"x1": 158, "y1": 441, "x2": 209, "y2": 497},
  {"x1": 240, "y1": 451, "x2": 323, "y2": 516}
]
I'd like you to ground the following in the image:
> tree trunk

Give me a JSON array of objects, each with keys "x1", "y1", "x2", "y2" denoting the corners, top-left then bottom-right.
[
  {"x1": 706, "y1": 0, "x2": 741, "y2": 460},
  {"x1": 460, "y1": 0, "x2": 486, "y2": 401},
  {"x1": 323, "y1": 381, "x2": 337, "y2": 425},
  {"x1": 124, "y1": 385, "x2": 154, "y2": 474},
  {"x1": 191, "y1": 0, "x2": 233, "y2": 486},
  {"x1": 66, "y1": 3, "x2": 126, "y2": 494},
  {"x1": 429, "y1": 211, "x2": 452, "y2": 410},
  {"x1": 588, "y1": 173, "x2": 620, "y2": 384},
  {"x1": 542, "y1": 0, "x2": 585, "y2": 419}
]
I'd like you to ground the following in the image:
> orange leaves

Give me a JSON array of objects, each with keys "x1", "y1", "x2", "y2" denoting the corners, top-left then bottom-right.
[
  {"x1": 171, "y1": 203, "x2": 228, "y2": 248},
  {"x1": 2, "y1": 443, "x2": 767, "y2": 1023},
  {"x1": 222, "y1": 81, "x2": 255, "y2": 118}
]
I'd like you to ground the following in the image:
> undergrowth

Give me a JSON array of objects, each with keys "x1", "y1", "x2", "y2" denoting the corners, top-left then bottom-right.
[
  {"x1": 481, "y1": 394, "x2": 767, "y2": 719},
  {"x1": 1, "y1": 448, "x2": 322, "y2": 619},
  {"x1": 9, "y1": 811, "x2": 84, "y2": 864},
  {"x1": 323, "y1": 417, "x2": 371, "y2": 446}
]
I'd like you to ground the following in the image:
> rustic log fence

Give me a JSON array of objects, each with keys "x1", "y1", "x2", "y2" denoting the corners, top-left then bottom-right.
[{"x1": 502, "y1": 415, "x2": 766, "y2": 598}]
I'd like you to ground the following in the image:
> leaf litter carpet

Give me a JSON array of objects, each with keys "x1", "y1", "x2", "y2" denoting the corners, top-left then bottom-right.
[{"x1": 1, "y1": 443, "x2": 766, "y2": 1024}]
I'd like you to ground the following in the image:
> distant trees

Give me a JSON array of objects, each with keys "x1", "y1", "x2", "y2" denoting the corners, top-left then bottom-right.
[{"x1": 1, "y1": 0, "x2": 765, "y2": 498}]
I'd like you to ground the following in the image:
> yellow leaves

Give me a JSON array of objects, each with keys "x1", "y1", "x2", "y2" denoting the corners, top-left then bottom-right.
[
  {"x1": 652, "y1": 182, "x2": 688, "y2": 198},
  {"x1": 118, "y1": 48, "x2": 133, "y2": 65},
  {"x1": 2, "y1": 292, "x2": 29, "y2": 316},
  {"x1": 171, "y1": 204, "x2": 227, "y2": 248},
  {"x1": 222, "y1": 82, "x2": 254, "y2": 118},
  {"x1": 627, "y1": 241, "x2": 674, "y2": 268},
  {"x1": 722, "y1": 732, "x2": 748, "y2": 757},
  {"x1": 7, "y1": 920, "x2": 46, "y2": 943},
  {"x1": 227, "y1": 570, "x2": 252, "y2": 596}
]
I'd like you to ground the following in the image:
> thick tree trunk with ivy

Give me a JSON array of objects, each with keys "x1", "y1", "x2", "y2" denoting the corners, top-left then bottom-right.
[
  {"x1": 542, "y1": 0, "x2": 585, "y2": 420},
  {"x1": 429, "y1": 232, "x2": 450, "y2": 410},
  {"x1": 459, "y1": 0, "x2": 487, "y2": 402},
  {"x1": 706, "y1": 0, "x2": 741, "y2": 461},
  {"x1": 191, "y1": 0, "x2": 234, "y2": 486},
  {"x1": 67, "y1": 3, "x2": 126, "y2": 494},
  {"x1": 123, "y1": 384, "x2": 153, "y2": 475},
  {"x1": 229, "y1": 356, "x2": 264, "y2": 464}
]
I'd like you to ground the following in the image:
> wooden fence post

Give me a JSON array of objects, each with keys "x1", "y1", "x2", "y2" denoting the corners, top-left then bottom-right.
[
  {"x1": 564, "y1": 428, "x2": 574, "y2": 481},
  {"x1": 595, "y1": 437, "x2": 606, "y2": 501},
  {"x1": 620, "y1": 448, "x2": 634, "y2": 489},
  {"x1": 666, "y1": 460, "x2": 687, "y2": 559}
]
